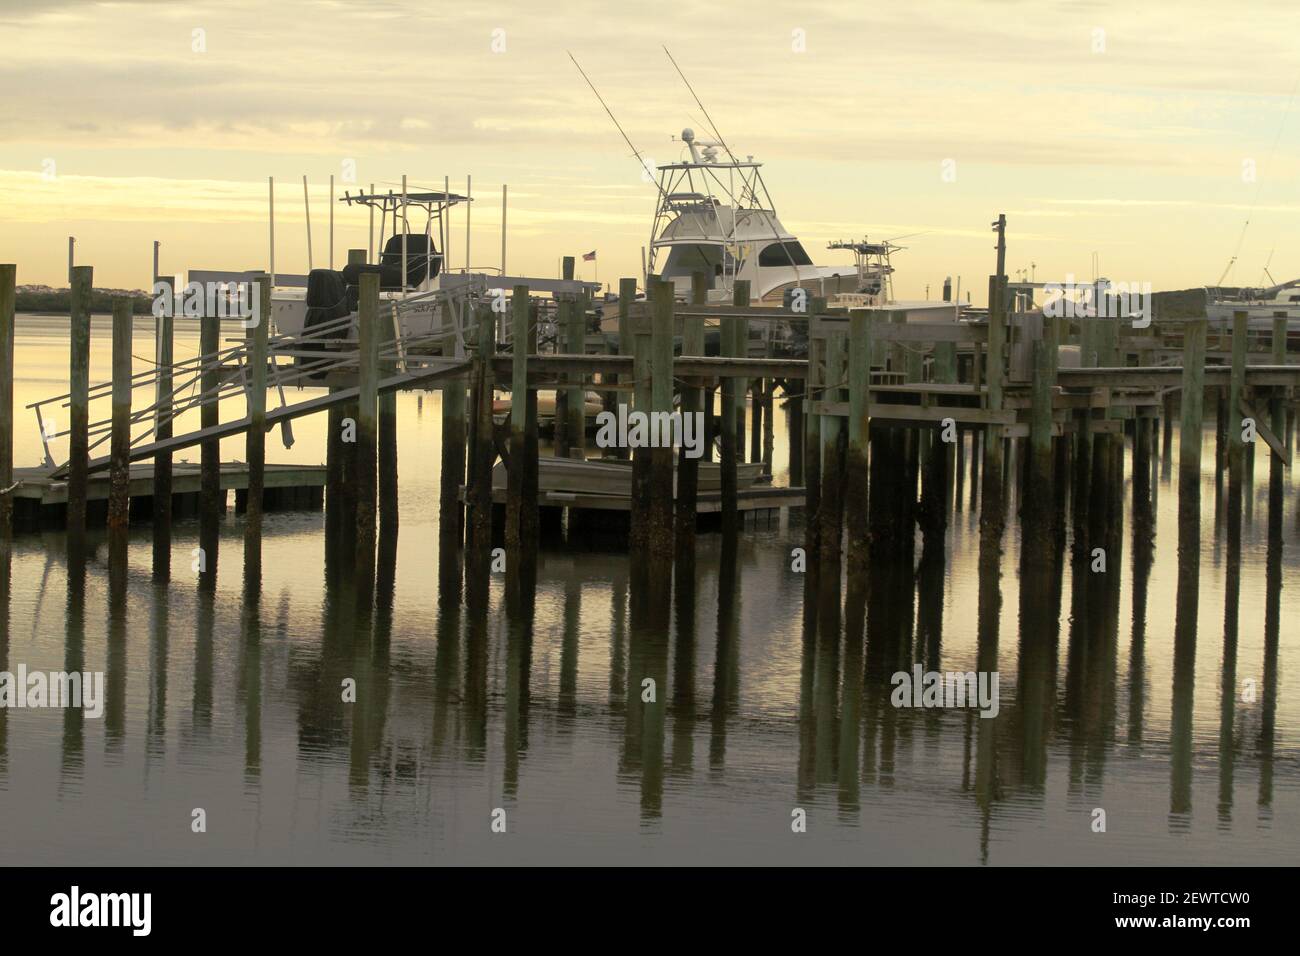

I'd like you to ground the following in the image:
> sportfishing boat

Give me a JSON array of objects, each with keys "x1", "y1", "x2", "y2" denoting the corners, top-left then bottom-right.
[{"x1": 645, "y1": 128, "x2": 873, "y2": 305}]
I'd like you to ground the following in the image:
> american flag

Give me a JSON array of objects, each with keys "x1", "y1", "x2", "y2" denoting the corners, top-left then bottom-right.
[{"x1": 582, "y1": 250, "x2": 597, "y2": 261}]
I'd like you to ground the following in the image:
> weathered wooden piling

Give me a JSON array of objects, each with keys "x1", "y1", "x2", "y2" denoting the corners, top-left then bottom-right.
[
  {"x1": 1179, "y1": 319, "x2": 1208, "y2": 528},
  {"x1": 379, "y1": 298, "x2": 399, "y2": 530},
  {"x1": 719, "y1": 281, "x2": 749, "y2": 537},
  {"x1": 648, "y1": 280, "x2": 676, "y2": 565},
  {"x1": 107, "y1": 297, "x2": 133, "y2": 539},
  {"x1": 629, "y1": 281, "x2": 653, "y2": 554},
  {"x1": 566, "y1": 288, "x2": 586, "y2": 460},
  {"x1": 844, "y1": 309, "x2": 872, "y2": 582},
  {"x1": 980, "y1": 275, "x2": 1007, "y2": 535},
  {"x1": 439, "y1": 298, "x2": 467, "y2": 552},
  {"x1": 818, "y1": 326, "x2": 847, "y2": 572},
  {"x1": 1226, "y1": 311, "x2": 1247, "y2": 523},
  {"x1": 152, "y1": 275, "x2": 174, "y2": 577},
  {"x1": 761, "y1": 380, "x2": 775, "y2": 474},
  {"x1": 466, "y1": 304, "x2": 496, "y2": 562},
  {"x1": 355, "y1": 270, "x2": 381, "y2": 566},
  {"x1": 244, "y1": 276, "x2": 270, "y2": 575},
  {"x1": 803, "y1": 296, "x2": 825, "y2": 558},
  {"x1": 1024, "y1": 312, "x2": 1059, "y2": 528},
  {"x1": 67, "y1": 265, "x2": 93, "y2": 537},
  {"x1": 199, "y1": 305, "x2": 222, "y2": 538},
  {"x1": 0, "y1": 264, "x2": 14, "y2": 542},
  {"x1": 615, "y1": 278, "x2": 636, "y2": 461},
  {"x1": 506, "y1": 285, "x2": 533, "y2": 556},
  {"x1": 787, "y1": 378, "x2": 804, "y2": 486},
  {"x1": 675, "y1": 273, "x2": 707, "y2": 564},
  {"x1": 556, "y1": 256, "x2": 581, "y2": 458},
  {"x1": 734, "y1": 306, "x2": 748, "y2": 464},
  {"x1": 1271, "y1": 316, "x2": 1288, "y2": 519}
]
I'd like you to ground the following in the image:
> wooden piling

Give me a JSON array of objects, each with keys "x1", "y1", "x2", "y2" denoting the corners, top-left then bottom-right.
[
  {"x1": 439, "y1": 300, "x2": 467, "y2": 551},
  {"x1": 615, "y1": 278, "x2": 636, "y2": 461},
  {"x1": 244, "y1": 275, "x2": 270, "y2": 573},
  {"x1": 818, "y1": 326, "x2": 847, "y2": 571},
  {"x1": 0, "y1": 264, "x2": 14, "y2": 542},
  {"x1": 152, "y1": 275, "x2": 174, "y2": 577},
  {"x1": 506, "y1": 285, "x2": 531, "y2": 555},
  {"x1": 675, "y1": 273, "x2": 707, "y2": 564},
  {"x1": 107, "y1": 296, "x2": 133, "y2": 538},
  {"x1": 466, "y1": 304, "x2": 496, "y2": 561},
  {"x1": 980, "y1": 275, "x2": 1007, "y2": 535},
  {"x1": 629, "y1": 283, "x2": 653, "y2": 554},
  {"x1": 787, "y1": 379, "x2": 804, "y2": 486},
  {"x1": 734, "y1": 308, "x2": 748, "y2": 464},
  {"x1": 934, "y1": 340, "x2": 957, "y2": 510},
  {"x1": 199, "y1": 305, "x2": 222, "y2": 538},
  {"x1": 844, "y1": 309, "x2": 872, "y2": 581},
  {"x1": 379, "y1": 299, "x2": 399, "y2": 530},
  {"x1": 566, "y1": 290, "x2": 586, "y2": 460},
  {"x1": 556, "y1": 256, "x2": 577, "y2": 458},
  {"x1": 719, "y1": 281, "x2": 749, "y2": 537},
  {"x1": 67, "y1": 265, "x2": 93, "y2": 537},
  {"x1": 1226, "y1": 311, "x2": 1247, "y2": 522},
  {"x1": 1179, "y1": 319, "x2": 1207, "y2": 528},
  {"x1": 803, "y1": 296, "x2": 825, "y2": 558},
  {"x1": 1271, "y1": 315, "x2": 1288, "y2": 528},
  {"x1": 355, "y1": 270, "x2": 381, "y2": 565},
  {"x1": 648, "y1": 280, "x2": 676, "y2": 564},
  {"x1": 1025, "y1": 312, "x2": 1059, "y2": 525}
]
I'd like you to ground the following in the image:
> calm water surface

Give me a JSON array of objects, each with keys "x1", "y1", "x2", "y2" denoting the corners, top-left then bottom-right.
[{"x1": 0, "y1": 314, "x2": 1296, "y2": 865}]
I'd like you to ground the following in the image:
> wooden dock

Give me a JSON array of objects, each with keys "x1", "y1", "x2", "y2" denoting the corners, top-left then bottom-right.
[
  {"x1": 2, "y1": 229, "x2": 1299, "y2": 596},
  {"x1": 8, "y1": 461, "x2": 325, "y2": 530}
]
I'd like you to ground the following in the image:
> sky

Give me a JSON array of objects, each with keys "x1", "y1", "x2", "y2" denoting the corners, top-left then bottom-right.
[{"x1": 1, "y1": 0, "x2": 1298, "y2": 303}]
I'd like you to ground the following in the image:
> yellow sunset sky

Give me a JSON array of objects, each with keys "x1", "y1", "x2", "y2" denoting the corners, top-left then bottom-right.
[{"x1": 1, "y1": 0, "x2": 1298, "y2": 302}]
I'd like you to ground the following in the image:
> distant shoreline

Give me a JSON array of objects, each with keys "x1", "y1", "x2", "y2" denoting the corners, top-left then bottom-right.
[{"x1": 15, "y1": 288, "x2": 154, "y2": 315}]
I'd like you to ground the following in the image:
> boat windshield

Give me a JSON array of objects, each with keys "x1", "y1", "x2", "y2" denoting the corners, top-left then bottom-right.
[{"x1": 759, "y1": 241, "x2": 813, "y2": 267}]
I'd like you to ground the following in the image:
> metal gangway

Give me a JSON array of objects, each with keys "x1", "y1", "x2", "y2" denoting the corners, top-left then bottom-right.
[{"x1": 28, "y1": 286, "x2": 497, "y2": 479}]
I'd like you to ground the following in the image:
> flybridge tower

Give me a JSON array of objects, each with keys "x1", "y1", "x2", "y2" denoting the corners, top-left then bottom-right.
[{"x1": 826, "y1": 238, "x2": 901, "y2": 303}]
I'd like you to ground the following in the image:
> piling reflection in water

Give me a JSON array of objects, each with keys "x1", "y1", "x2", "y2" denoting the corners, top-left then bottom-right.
[{"x1": 3, "y1": 378, "x2": 1298, "y2": 865}]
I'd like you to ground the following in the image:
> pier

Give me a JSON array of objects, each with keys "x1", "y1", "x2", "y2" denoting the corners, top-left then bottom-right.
[{"x1": 2, "y1": 227, "x2": 1299, "y2": 587}]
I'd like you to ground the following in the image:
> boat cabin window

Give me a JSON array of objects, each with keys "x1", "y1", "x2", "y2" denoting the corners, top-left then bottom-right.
[
  {"x1": 759, "y1": 241, "x2": 813, "y2": 267},
  {"x1": 663, "y1": 243, "x2": 723, "y2": 276}
]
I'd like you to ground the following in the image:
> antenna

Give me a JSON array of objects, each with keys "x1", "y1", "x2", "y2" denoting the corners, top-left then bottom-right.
[
  {"x1": 568, "y1": 52, "x2": 665, "y2": 198},
  {"x1": 1260, "y1": 248, "x2": 1277, "y2": 289},
  {"x1": 663, "y1": 46, "x2": 738, "y2": 164},
  {"x1": 1217, "y1": 219, "x2": 1249, "y2": 286}
]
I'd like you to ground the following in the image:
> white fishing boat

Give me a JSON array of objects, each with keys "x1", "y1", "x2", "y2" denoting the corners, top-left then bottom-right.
[
  {"x1": 268, "y1": 189, "x2": 598, "y2": 351},
  {"x1": 612, "y1": 129, "x2": 963, "y2": 327},
  {"x1": 1206, "y1": 279, "x2": 1300, "y2": 331},
  {"x1": 644, "y1": 129, "x2": 870, "y2": 305}
]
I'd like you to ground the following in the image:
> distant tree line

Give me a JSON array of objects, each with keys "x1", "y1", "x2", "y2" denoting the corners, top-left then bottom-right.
[{"x1": 15, "y1": 288, "x2": 154, "y2": 315}]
